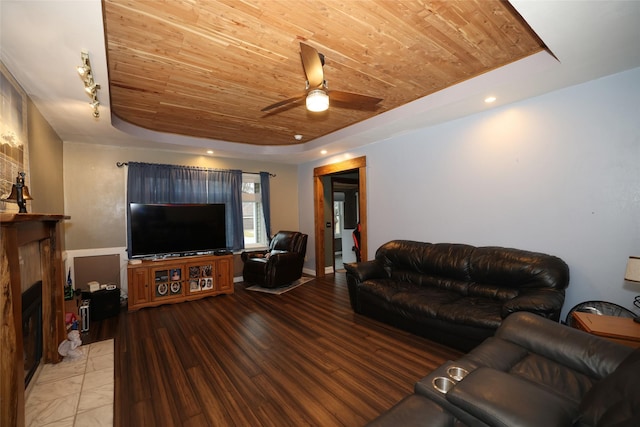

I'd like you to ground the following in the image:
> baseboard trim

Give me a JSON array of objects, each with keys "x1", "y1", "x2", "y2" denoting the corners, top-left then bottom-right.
[{"x1": 302, "y1": 267, "x2": 317, "y2": 276}]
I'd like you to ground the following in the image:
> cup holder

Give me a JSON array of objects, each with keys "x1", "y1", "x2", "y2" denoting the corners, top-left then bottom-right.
[
  {"x1": 447, "y1": 366, "x2": 469, "y2": 381},
  {"x1": 432, "y1": 376, "x2": 456, "y2": 394}
]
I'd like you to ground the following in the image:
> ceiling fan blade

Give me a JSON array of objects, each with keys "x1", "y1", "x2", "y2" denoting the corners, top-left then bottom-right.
[
  {"x1": 261, "y1": 94, "x2": 306, "y2": 112},
  {"x1": 329, "y1": 90, "x2": 383, "y2": 107},
  {"x1": 299, "y1": 42, "x2": 324, "y2": 88}
]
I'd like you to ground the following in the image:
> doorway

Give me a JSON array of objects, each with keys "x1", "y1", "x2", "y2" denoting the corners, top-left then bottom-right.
[
  {"x1": 332, "y1": 174, "x2": 359, "y2": 272},
  {"x1": 313, "y1": 156, "x2": 367, "y2": 278}
]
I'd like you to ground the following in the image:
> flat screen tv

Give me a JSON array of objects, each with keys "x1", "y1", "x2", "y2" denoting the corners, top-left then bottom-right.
[{"x1": 128, "y1": 203, "x2": 227, "y2": 258}]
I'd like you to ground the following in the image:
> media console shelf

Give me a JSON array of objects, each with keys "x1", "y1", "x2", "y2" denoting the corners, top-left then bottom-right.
[{"x1": 127, "y1": 254, "x2": 233, "y2": 311}]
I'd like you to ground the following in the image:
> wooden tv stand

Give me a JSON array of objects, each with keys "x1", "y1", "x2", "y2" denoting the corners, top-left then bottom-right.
[{"x1": 127, "y1": 254, "x2": 233, "y2": 311}]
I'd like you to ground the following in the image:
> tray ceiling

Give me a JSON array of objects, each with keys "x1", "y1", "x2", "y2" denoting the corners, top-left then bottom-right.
[{"x1": 103, "y1": 0, "x2": 545, "y2": 147}]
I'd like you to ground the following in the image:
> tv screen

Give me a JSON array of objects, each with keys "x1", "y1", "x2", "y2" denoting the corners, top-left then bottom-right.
[{"x1": 128, "y1": 203, "x2": 227, "y2": 258}]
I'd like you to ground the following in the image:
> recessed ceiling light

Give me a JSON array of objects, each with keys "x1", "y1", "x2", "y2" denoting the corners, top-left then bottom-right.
[
  {"x1": 206, "y1": 150, "x2": 214, "y2": 155},
  {"x1": 484, "y1": 96, "x2": 497, "y2": 104},
  {"x1": 320, "y1": 149, "x2": 328, "y2": 155},
  {"x1": 294, "y1": 134, "x2": 303, "y2": 141}
]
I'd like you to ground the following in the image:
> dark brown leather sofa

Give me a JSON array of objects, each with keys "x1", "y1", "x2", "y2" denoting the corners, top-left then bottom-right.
[
  {"x1": 345, "y1": 240, "x2": 570, "y2": 351},
  {"x1": 241, "y1": 231, "x2": 308, "y2": 288},
  {"x1": 367, "y1": 312, "x2": 640, "y2": 427}
]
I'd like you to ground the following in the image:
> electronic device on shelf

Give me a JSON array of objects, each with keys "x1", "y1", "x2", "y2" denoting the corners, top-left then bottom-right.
[
  {"x1": 79, "y1": 301, "x2": 90, "y2": 332},
  {"x1": 128, "y1": 203, "x2": 228, "y2": 259},
  {"x1": 88, "y1": 281, "x2": 100, "y2": 292}
]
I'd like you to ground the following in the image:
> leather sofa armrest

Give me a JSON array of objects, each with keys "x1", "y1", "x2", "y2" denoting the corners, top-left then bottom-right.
[
  {"x1": 267, "y1": 251, "x2": 302, "y2": 265},
  {"x1": 446, "y1": 367, "x2": 577, "y2": 427},
  {"x1": 366, "y1": 394, "x2": 463, "y2": 427},
  {"x1": 344, "y1": 260, "x2": 388, "y2": 312},
  {"x1": 241, "y1": 249, "x2": 268, "y2": 262},
  {"x1": 263, "y1": 251, "x2": 305, "y2": 287},
  {"x1": 501, "y1": 288, "x2": 565, "y2": 319},
  {"x1": 495, "y1": 312, "x2": 633, "y2": 379},
  {"x1": 344, "y1": 260, "x2": 388, "y2": 283}
]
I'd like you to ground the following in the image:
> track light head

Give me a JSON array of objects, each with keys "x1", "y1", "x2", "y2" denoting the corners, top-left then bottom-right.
[
  {"x1": 84, "y1": 83, "x2": 100, "y2": 96},
  {"x1": 76, "y1": 65, "x2": 88, "y2": 77}
]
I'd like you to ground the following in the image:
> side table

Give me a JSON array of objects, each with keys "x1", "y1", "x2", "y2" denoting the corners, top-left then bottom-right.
[{"x1": 572, "y1": 311, "x2": 640, "y2": 348}]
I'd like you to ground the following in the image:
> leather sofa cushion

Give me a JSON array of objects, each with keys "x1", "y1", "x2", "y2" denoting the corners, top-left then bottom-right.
[
  {"x1": 359, "y1": 279, "x2": 503, "y2": 328},
  {"x1": 494, "y1": 311, "x2": 632, "y2": 379},
  {"x1": 468, "y1": 246, "x2": 569, "y2": 291},
  {"x1": 388, "y1": 270, "x2": 519, "y2": 302},
  {"x1": 390, "y1": 271, "x2": 470, "y2": 295},
  {"x1": 366, "y1": 394, "x2": 465, "y2": 427},
  {"x1": 377, "y1": 241, "x2": 475, "y2": 281},
  {"x1": 576, "y1": 348, "x2": 640, "y2": 427},
  {"x1": 447, "y1": 367, "x2": 577, "y2": 427},
  {"x1": 375, "y1": 241, "x2": 569, "y2": 292},
  {"x1": 509, "y1": 353, "x2": 595, "y2": 405},
  {"x1": 435, "y1": 298, "x2": 502, "y2": 329},
  {"x1": 458, "y1": 337, "x2": 596, "y2": 404}
]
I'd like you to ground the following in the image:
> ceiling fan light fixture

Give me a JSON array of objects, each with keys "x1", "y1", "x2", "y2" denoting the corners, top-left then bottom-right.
[{"x1": 306, "y1": 89, "x2": 329, "y2": 112}]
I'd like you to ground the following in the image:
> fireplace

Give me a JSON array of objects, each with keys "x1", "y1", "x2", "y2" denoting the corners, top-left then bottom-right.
[
  {"x1": 22, "y1": 281, "x2": 43, "y2": 387},
  {"x1": 2, "y1": 213, "x2": 68, "y2": 427}
]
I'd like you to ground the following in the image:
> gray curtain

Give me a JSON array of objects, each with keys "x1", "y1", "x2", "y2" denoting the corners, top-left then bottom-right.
[
  {"x1": 260, "y1": 172, "x2": 272, "y2": 242},
  {"x1": 207, "y1": 169, "x2": 244, "y2": 251},
  {"x1": 127, "y1": 162, "x2": 173, "y2": 203},
  {"x1": 170, "y1": 167, "x2": 208, "y2": 203},
  {"x1": 126, "y1": 162, "x2": 244, "y2": 254}
]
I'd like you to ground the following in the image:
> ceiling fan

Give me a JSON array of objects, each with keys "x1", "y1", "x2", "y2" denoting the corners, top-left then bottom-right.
[{"x1": 262, "y1": 42, "x2": 383, "y2": 113}]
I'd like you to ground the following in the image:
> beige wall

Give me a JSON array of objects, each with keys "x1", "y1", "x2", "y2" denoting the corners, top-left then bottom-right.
[
  {"x1": 63, "y1": 142, "x2": 299, "y2": 251},
  {"x1": 0, "y1": 71, "x2": 63, "y2": 216},
  {"x1": 27, "y1": 99, "x2": 64, "y2": 215}
]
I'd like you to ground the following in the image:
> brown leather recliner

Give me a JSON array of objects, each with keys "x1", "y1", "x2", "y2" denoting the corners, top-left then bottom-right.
[{"x1": 241, "y1": 231, "x2": 308, "y2": 288}]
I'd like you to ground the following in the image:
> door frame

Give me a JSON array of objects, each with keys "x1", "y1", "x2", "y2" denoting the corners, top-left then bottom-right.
[{"x1": 313, "y1": 156, "x2": 367, "y2": 277}]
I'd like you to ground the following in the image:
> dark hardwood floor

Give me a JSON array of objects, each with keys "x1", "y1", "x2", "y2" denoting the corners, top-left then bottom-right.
[{"x1": 100, "y1": 273, "x2": 460, "y2": 426}]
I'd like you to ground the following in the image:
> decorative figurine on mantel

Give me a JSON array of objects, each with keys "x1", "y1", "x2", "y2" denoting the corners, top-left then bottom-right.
[{"x1": 2, "y1": 171, "x2": 33, "y2": 213}]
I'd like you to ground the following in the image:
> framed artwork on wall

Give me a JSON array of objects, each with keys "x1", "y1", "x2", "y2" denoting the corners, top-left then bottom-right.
[{"x1": 0, "y1": 61, "x2": 29, "y2": 213}]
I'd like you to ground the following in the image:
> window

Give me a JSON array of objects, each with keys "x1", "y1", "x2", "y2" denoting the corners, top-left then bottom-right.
[{"x1": 242, "y1": 174, "x2": 268, "y2": 248}]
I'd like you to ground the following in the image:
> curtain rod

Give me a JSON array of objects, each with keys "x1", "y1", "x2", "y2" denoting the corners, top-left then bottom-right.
[{"x1": 116, "y1": 162, "x2": 275, "y2": 177}]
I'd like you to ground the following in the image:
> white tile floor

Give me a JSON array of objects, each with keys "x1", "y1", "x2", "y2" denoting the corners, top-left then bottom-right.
[{"x1": 25, "y1": 339, "x2": 114, "y2": 427}]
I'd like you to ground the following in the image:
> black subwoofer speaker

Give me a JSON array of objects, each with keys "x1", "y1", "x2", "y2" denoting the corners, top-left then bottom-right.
[{"x1": 81, "y1": 288, "x2": 120, "y2": 321}]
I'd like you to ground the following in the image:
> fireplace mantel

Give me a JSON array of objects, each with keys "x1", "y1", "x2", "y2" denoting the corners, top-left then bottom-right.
[{"x1": 1, "y1": 213, "x2": 69, "y2": 427}]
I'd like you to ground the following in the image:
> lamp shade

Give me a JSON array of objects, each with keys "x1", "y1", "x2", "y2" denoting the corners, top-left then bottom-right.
[
  {"x1": 624, "y1": 256, "x2": 640, "y2": 282},
  {"x1": 306, "y1": 89, "x2": 329, "y2": 112}
]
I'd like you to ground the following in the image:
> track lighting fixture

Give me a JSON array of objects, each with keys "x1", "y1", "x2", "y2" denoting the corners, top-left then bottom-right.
[{"x1": 77, "y1": 50, "x2": 101, "y2": 118}]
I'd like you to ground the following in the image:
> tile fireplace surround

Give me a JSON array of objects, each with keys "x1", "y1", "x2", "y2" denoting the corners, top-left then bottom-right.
[{"x1": 25, "y1": 339, "x2": 114, "y2": 427}]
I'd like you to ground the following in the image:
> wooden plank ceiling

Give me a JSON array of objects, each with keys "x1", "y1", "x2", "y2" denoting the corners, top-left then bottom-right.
[{"x1": 103, "y1": 0, "x2": 545, "y2": 146}]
